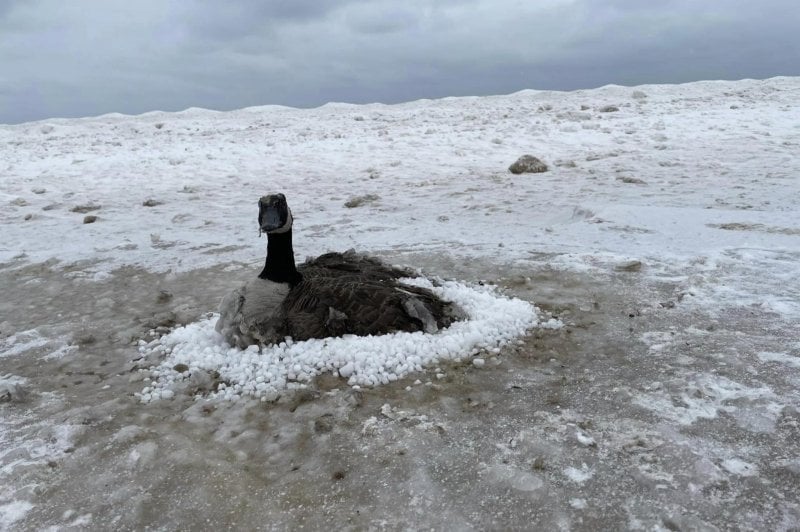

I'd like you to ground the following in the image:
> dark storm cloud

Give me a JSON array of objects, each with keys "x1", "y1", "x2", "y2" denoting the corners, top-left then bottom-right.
[
  {"x1": 173, "y1": 0, "x2": 353, "y2": 41},
  {"x1": 1, "y1": 0, "x2": 798, "y2": 124}
]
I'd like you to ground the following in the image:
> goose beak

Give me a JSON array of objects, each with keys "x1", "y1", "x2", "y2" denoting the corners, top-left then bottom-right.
[{"x1": 259, "y1": 204, "x2": 283, "y2": 232}]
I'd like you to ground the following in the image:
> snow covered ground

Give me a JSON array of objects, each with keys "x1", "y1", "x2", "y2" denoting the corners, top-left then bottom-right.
[{"x1": 1, "y1": 77, "x2": 799, "y2": 530}]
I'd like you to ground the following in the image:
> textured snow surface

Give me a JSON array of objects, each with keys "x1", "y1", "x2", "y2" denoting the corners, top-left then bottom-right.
[
  {"x1": 2, "y1": 77, "x2": 800, "y2": 530},
  {"x1": 2, "y1": 77, "x2": 799, "y2": 325},
  {"x1": 137, "y1": 278, "x2": 558, "y2": 402}
]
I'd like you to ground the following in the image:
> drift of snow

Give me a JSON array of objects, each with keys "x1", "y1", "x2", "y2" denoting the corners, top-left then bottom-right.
[{"x1": 137, "y1": 278, "x2": 557, "y2": 402}]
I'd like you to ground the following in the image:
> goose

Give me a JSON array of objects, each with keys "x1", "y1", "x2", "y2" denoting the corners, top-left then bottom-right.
[{"x1": 215, "y1": 193, "x2": 461, "y2": 348}]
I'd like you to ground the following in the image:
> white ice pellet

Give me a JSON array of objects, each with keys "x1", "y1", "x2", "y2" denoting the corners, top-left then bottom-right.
[
  {"x1": 339, "y1": 362, "x2": 354, "y2": 378},
  {"x1": 472, "y1": 358, "x2": 486, "y2": 367},
  {"x1": 576, "y1": 431, "x2": 596, "y2": 447}
]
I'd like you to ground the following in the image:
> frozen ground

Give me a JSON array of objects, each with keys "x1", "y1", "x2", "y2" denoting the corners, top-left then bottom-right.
[{"x1": 1, "y1": 77, "x2": 799, "y2": 530}]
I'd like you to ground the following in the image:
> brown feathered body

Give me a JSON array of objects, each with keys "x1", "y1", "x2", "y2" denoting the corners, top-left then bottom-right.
[{"x1": 282, "y1": 251, "x2": 457, "y2": 341}]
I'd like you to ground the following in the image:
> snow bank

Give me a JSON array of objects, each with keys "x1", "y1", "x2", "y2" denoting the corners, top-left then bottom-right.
[{"x1": 136, "y1": 279, "x2": 559, "y2": 402}]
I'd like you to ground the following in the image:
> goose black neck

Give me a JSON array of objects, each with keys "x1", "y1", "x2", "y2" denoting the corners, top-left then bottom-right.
[{"x1": 258, "y1": 229, "x2": 302, "y2": 286}]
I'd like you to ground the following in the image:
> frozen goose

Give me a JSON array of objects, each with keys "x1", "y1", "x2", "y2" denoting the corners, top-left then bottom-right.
[{"x1": 215, "y1": 193, "x2": 461, "y2": 348}]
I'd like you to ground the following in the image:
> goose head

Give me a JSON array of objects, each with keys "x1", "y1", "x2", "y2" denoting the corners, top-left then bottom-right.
[{"x1": 258, "y1": 193, "x2": 293, "y2": 235}]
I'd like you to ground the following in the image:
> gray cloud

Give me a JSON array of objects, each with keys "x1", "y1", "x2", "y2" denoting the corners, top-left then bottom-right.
[{"x1": 1, "y1": 0, "x2": 798, "y2": 124}]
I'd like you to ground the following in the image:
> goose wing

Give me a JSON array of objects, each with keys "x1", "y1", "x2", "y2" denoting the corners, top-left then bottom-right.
[
  {"x1": 299, "y1": 250, "x2": 412, "y2": 282},
  {"x1": 281, "y1": 276, "x2": 429, "y2": 341}
]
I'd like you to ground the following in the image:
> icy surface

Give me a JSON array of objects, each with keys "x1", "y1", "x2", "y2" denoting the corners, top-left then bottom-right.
[{"x1": 1, "y1": 77, "x2": 800, "y2": 530}]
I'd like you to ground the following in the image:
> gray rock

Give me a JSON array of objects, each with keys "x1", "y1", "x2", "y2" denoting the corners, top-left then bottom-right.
[
  {"x1": 0, "y1": 382, "x2": 29, "y2": 403},
  {"x1": 345, "y1": 388, "x2": 364, "y2": 407},
  {"x1": 554, "y1": 159, "x2": 577, "y2": 168},
  {"x1": 344, "y1": 194, "x2": 380, "y2": 208},
  {"x1": 72, "y1": 204, "x2": 102, "y2": 213},
  {"x1": 599, "y1": 105, "x2": 620, "y2": 113},
  {"x1": 83, "y1": 215, "x2": 98, "y2": 224},
  {"x1": 156, "y1": 290, "x2": 173, "y2": 304},
  {"x1": 617, "y1": 176, "x2": 647, "y2": 185},
  {"x1": 509, "y1": 155, "x2": 548, "y2": 174},
  {"x1": 616, "y1": 260, "x2": 643, "y2": 272},
  {"x1": 314, "y1": 413, "x2": 335, "y2": 433},
  {"x1": 140, "y1": 311, "x2": 177, "y2": 329},
  {"x1": 557, "y1": 111, "x2": 592, "y2": 121},
  {"x1": 189, "y1": 370, "x2": 214, "y2": 392}
]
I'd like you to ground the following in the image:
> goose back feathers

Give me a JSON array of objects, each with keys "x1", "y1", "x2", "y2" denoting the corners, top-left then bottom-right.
[
  {"x1": 215, "y1": 194, "x2": 462, "y2": 348},
  {"x1": 283, "y1": 250, "x2": 455, "y2": 341}
]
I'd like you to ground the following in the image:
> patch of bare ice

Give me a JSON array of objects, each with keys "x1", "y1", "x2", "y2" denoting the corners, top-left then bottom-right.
[
  {"x1": 757, "y1": 351, "x2": 800, "y2": 368},
  {"x1": 564, "y1": 464, "x2": 594, "y2": 483},
  {"x1": 0, "y1": 331, "x2": 49, "y2": 359},
  {"x1": 721, "y1": 458, "x2": 759, "y2": 477},
  {"x1": 633, "y1": 372, "x2": 782, "y2": 429},
  {"x1": 0, "y1": 500, "x2": 34, "y2": 531},
  {"x1": 484, "y1": 464, "x2": 544, "y2": 492}
]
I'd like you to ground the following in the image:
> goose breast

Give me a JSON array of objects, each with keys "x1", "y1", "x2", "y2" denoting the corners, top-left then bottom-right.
[{"x1": 215, "y1": 278, "x2": 290, "y2": 348}]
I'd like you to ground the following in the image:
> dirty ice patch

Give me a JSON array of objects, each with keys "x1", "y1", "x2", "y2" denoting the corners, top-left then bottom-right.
[
  {"x1": 721, "y1": 458, "x2": 759, "y2": 477},
  {"x1": 0, "y1": 330, "x2": 76, "y2": 361},
  {"x1": 757, "y1": 351, "x2": 800, "y2": 369},
  {"x1": 137, "y1": 279, "x2": 559, "y2": 403},
  {"x1": 633, "y1": 372, "x2": 783, "y2": 432},
  {"x1": 678, "y1": 249, "x2": 800, "y2": 320},
  {"x1": 0, "y1": 331, "x2": 49, "y2": 358},
  {"x1": 0, "y1": 500, "x2": 34, "y2": 532},
  {"x1": 564, "y1": 464, "x2": 594, "y2": 484},
  {"x1": 1, "y1": 385, "x2": 78, "y2": 532}
]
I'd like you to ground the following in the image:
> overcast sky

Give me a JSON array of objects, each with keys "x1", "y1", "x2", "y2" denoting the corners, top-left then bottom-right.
[{"x1": 1, "y1": 0, "x2": 798, "y2": 124}]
